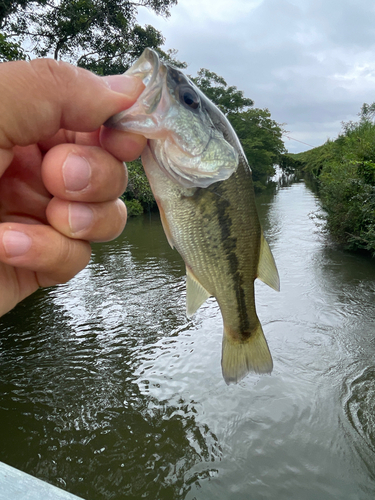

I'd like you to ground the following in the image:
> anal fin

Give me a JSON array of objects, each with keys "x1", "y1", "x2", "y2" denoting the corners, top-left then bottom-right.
[
  {"x1": 221, "y1": 322, "x2": 273, "y2": 385},
  {"x1": 186, "y1": 267, "x2": 211, "y2": 318},
  {"x1": 257, "y1": 234, "x2": 280, "y2": 292}
]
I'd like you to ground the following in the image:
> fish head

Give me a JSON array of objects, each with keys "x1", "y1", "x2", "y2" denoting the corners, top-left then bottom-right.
[{"x1": 106, "y1": 48, "x2": 240, "y2": 188}]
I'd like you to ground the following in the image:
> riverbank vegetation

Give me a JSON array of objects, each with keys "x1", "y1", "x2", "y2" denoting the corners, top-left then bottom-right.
[
  {"x1": 1, "y1": 0, "x2": 286, "y2": 215},
  {"x1": 284, "y1": 103, "x2": 375, "y2": 255}
]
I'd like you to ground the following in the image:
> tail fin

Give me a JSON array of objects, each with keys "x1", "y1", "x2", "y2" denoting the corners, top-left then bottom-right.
[{"x1": 221, "y1": 322, "x2": 273, "y2": 385}]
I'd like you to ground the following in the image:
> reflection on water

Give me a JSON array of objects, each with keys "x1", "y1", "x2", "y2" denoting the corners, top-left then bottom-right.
[{"x1": 1, "y1": 181, "x2": 375, "y2": 499}]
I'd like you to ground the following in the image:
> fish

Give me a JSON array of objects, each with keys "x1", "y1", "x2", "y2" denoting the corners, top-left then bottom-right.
[{"x1": 106, "y1": 48, "x2": 280, "y2": 384}]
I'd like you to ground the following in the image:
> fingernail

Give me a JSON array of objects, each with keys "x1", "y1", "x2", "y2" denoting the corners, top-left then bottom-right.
[
  {"x1": 3, "y1": 230, "x2": 32, "y2": 257},
  {"x1": 103, "y1": 75, "x2": 143, "y2": 96},
  {"x1": 69, "y1": 204, "x2": 94, "y2": 233},
  {"x1": 63, "y1": 154, "x2": 91, "y2": 192}
]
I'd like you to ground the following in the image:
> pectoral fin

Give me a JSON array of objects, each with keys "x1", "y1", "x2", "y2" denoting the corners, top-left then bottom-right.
[
  {"x1": 257, "y1": 234, "x2": 280, "y2": 292},
  {"x1": 186, "y1": 267, "x2": 211, "y2": 318},
  {"x1": 221, "y1": 322, "x2": 273, "y2": 385}
]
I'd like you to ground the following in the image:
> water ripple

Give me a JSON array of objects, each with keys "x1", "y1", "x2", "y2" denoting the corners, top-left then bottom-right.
[{"x1": 343, "y1": 367, "x2": 375, "y2": 479}]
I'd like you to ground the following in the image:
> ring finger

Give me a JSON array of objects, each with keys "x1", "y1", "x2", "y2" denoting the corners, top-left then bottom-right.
[{"x1": 46, "y1": 197, "x2": 127, "y2": 242}]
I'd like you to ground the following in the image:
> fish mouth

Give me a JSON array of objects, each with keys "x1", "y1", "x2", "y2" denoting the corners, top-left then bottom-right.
[
  {"x1": 126, "y1": 47, "x2": 160, "y2": 88},
  {"x1": 105, "y1": 48, "x2": 165, "y2": 129}
]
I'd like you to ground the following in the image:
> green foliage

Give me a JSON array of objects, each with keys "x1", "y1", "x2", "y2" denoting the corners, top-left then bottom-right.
[
  {"x1": 191, "y1": 68, "x2": 253, "y2": 115},
  {"x1": 228, "y1": 108, "x2": 286, "y2": 188},
  {"x1": 319, "y1": 160, "x2": 375, "y2": 254},
  {"x1": 1, "y1": 0, "x2": 180, "y2": 73},
  {"x1": 124, "y1": 198, "x2": 144, "y2": 216},
  {"x1": 77, "y1": 24, "x2": 167, "y2": 75},
  {"x1": 0, "y1": 0, "x2": 46, "y2": 26},
  {"x1": 294, "y1": 103, "x2": 375, "y2": 255},
  {"x1": 357, "y1": 160, "x2": 375, "y2": 185},
  {"x1": 360, "y1": 102, "x2": 375, "y2": 121},
  {"x1": 279, "y1": 153, "x2": 303, "y2": 174},
  {"x1": 121, "y1": 159, "x2": 156, "y2": 214},
  {"x1": 0, "y1": 32, "x2": 26, "y2": 61},
  {"x1": 289, "y1": 140, "x2": 338, "y2": 177}
]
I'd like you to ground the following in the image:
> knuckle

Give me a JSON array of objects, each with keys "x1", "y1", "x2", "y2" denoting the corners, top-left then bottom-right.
[
  {"x1": 32, "y1": 59, "x2": 78, "y2": 96},
  {"x1": 55, "y1": 236, "x2": 91, "y2": 280}
]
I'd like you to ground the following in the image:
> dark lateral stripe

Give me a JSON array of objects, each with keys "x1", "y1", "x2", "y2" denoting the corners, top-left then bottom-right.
[{"x1": 215, "y1": 185, "x2": 250, "y2": 334}]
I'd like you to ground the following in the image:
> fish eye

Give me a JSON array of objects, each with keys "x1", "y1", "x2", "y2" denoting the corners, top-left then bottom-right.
[{"x1": 179, "y1": 86, "x2": 200, "y2": 110}]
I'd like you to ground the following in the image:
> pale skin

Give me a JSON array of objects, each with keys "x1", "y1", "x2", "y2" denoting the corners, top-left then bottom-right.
[{"x1": 0, "y1": 58, "x2": 147, "y2": 317}]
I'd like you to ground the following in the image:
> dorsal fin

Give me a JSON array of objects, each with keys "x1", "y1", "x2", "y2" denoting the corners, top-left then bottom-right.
[
  {"x1": 257, "y1": 234, "x2": 280, "y2": 291},
  {"x1": 186, "y1": 267, "x2": 211, "y2": 318}
]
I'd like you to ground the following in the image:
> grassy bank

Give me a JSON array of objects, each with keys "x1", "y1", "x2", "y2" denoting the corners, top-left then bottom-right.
[{"x1": 284, "y1": 103, "x2": 375, "y2": 255}]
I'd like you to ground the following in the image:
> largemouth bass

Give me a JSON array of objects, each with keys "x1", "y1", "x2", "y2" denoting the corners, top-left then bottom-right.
[{"x1": 106, "y1": 48, "x2": 280, "y2": 384}]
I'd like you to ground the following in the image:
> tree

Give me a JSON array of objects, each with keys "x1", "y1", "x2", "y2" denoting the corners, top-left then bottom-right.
[
  {"x1": 0, "y1": 0, "x2": 46, "y2": 26},
  {"x1": 229, "y1": 108, "x2": 286, "y2": 189},
  {"x1": 358, "y1": 102, "x2": 375, "y2": 123},
  {"x1": 191, "y1": 68, "x2": 253, "y2": 115},
  {"x1": 0, "y1": 32, "x2": 26, "y2": 61},
  {"x1": 1, "y1": 0, "x2": 180, "y2": 74},
  {"x1": 122, "y1": 158, "x2": 156, "y2": 215}
]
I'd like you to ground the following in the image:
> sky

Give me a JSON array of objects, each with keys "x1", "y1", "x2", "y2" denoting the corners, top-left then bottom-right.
[{"x1": 137, "y1": 0, "x2": 375, "y2": 153}]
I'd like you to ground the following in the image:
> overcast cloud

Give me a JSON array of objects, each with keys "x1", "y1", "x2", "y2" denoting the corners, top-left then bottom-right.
[{"x1": 137, "y1": 0, "x2": 375, "y2": 153}]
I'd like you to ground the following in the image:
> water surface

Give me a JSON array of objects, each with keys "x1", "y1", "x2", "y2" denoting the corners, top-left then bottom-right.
[{"x1": 1, "y1": 179, "x2": 375, "y2": 499}]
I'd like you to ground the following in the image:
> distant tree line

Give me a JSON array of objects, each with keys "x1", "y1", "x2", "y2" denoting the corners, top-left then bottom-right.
[
  {"x1": 285, "y1": 103, "x2": 375, "y2": 256},
  {"x1": 1, "y1": 0, "x2": 286, "y2": 215}
]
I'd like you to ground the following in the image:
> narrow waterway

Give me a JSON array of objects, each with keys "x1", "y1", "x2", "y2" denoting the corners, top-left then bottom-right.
[{"x1": 1, "y1": 177, "x2": 375, "y2": 500}]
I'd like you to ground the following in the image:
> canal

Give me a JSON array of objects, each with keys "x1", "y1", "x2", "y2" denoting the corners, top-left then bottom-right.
[{"x1": 1, "y1": 176, "x2": 375, "y2": 499}]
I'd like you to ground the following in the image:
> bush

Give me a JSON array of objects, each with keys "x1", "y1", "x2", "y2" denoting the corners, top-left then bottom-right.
[
  {"x1": 320, "y1": 161, "x2": 375, "y2": 254},
  {"x1": 122, "y1": 159, "x2": 156, "y2": 213},
  {"x1": 124, "y1": 198, "x2": 144, "y2": 217}
]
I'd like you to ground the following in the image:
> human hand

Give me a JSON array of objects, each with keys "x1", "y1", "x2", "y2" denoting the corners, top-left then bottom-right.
[{"x1": 0, "y1": 59, "x2": 147, "y2": 317}]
